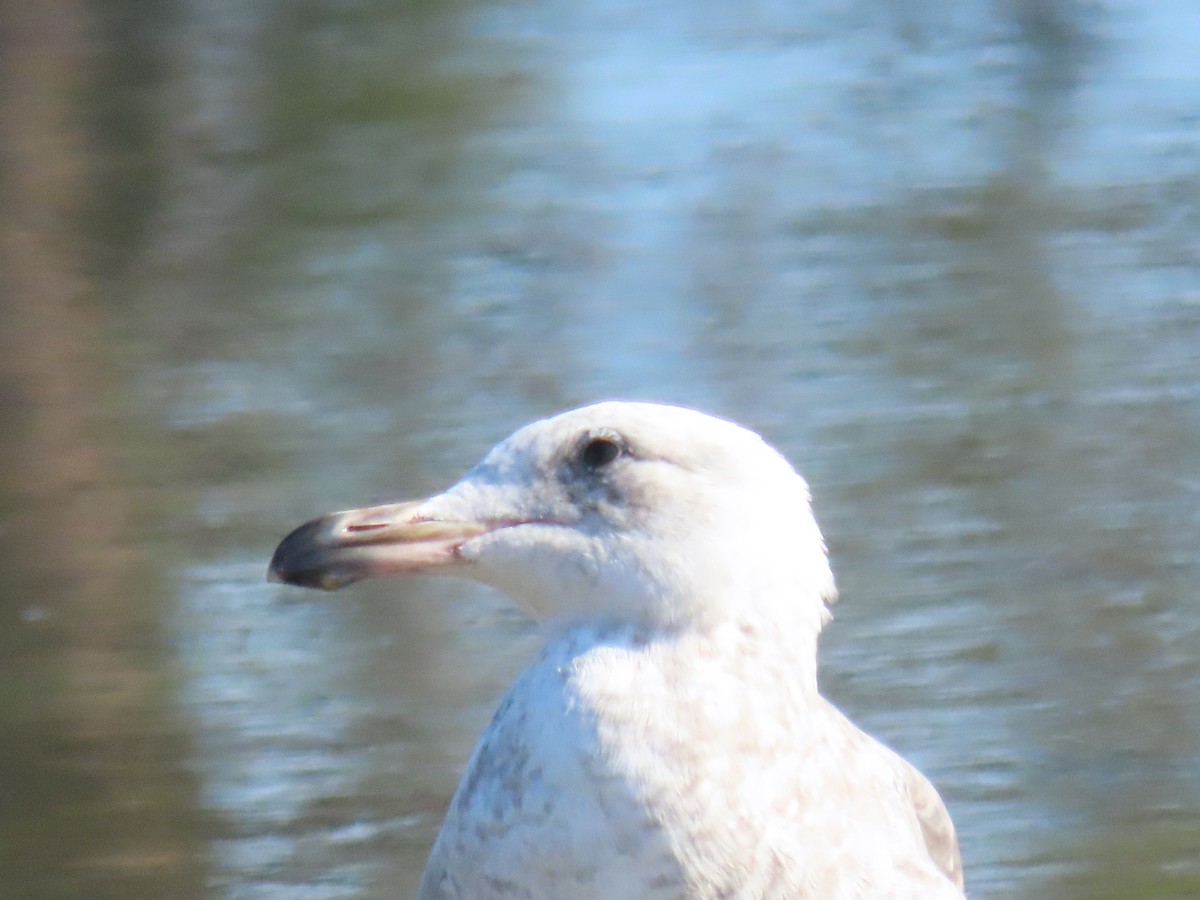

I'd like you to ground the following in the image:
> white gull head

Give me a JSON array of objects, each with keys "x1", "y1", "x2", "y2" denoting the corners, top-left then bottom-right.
[{"x1": 271, "y1": 401, "x2": 837, "y2": 636}]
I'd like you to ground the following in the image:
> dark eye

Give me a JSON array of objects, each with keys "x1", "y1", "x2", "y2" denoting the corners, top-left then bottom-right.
[{"x1": 579, "y1": 434, "x2": 623, "y2": 470}]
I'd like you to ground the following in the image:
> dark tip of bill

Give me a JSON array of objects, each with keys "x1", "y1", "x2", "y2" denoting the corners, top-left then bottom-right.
[{"x1": 268, "y1": 517, "x2": 342, "y2": 590}]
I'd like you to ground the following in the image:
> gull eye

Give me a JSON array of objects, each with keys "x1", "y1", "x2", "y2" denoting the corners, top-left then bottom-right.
[{"x1": 579, "y1": 433, "x2": 623, "y2": 470}]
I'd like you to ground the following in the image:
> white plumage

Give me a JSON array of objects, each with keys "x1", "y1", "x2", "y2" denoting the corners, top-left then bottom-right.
[{"x1": 270, "y1": 401, "x2": 963, "y2": 898}]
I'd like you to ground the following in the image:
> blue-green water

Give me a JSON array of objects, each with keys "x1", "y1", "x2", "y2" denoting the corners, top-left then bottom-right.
[{"x1": 2, "y1": 1, "x2": 1198, "y2": 896}]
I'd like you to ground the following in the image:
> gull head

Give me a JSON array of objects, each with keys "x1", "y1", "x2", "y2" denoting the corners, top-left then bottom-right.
[{"x1": 270, "y1": 401, "x2": 837, "y2": 633}]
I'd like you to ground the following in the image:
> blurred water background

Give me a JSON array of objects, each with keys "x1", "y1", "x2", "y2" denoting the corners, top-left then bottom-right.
[{"x1": 2, "y1": 0, "x2": 1199, "y2": 897}]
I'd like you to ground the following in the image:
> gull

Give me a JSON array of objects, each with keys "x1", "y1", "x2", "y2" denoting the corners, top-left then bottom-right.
[{"x1": 269, "y1": 401, "x2": 964, "y2": 899}]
